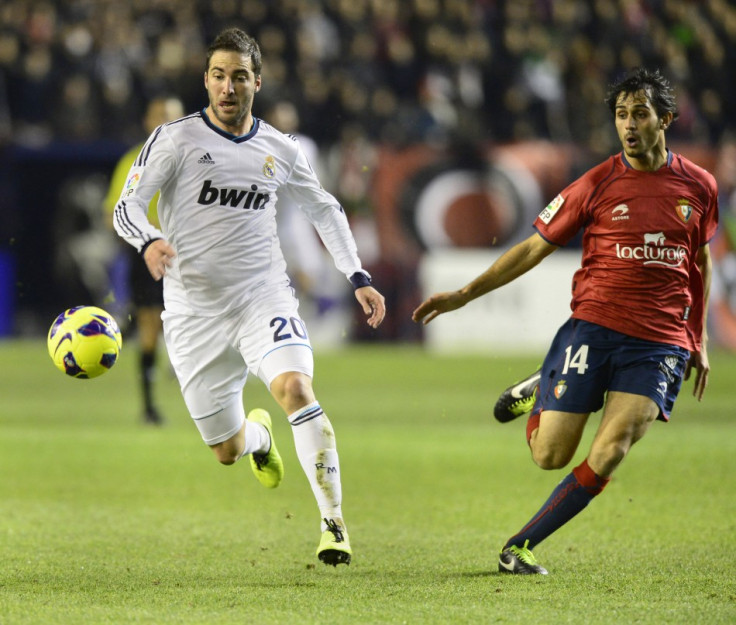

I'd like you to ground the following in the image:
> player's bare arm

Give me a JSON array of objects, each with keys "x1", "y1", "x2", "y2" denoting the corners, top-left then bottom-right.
[
  {"x1": 355, "y1": 286, "x2": 386, "y2": 329},
  {"x1": 685, "y1": 243, "x2": 712, "y2": 401},
  {"x1": 412, "y1": 233, "x2": 557, "y2": 325},
  {"x1": 143, "y1": 239, "x2": 176, "y2": 281}
]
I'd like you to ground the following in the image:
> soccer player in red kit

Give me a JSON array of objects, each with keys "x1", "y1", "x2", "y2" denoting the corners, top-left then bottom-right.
[{"x1": 412, "y1": 68, "x2": 718, "y2": 574}]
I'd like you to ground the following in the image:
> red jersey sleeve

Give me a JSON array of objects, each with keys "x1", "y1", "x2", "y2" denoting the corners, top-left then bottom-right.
[{"x1": 534, "y1": 158, "x2": 617, "y2": 246}]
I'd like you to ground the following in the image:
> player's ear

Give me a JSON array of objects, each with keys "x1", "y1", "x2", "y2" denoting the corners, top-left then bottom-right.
[
  {"x1": 255, "y1": 75, "x2": 262, "y2": 92},
  {"x1": 660, "y1": 111, "x2": 673, "y2": 130}
]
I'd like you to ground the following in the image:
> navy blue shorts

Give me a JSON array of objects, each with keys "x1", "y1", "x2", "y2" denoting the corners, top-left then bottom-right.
[{"x1": 533, "y1": 319, "x2": 690, "y2": 421}]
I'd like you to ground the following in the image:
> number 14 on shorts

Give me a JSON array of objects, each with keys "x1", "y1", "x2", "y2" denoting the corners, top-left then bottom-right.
[{"x1": 563, "y1": 344, "x2": 589, "y2": 374}]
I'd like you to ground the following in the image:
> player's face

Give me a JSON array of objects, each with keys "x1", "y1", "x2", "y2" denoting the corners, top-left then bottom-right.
[
  {"x1": 204, "y1": 50, "x2": 261, "y2": 135},
  {"x1": 613, "y1": 90, "x2": 671, "y2": 171}
]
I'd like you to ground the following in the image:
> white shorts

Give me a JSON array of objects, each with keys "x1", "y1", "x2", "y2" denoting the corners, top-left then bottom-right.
[{"x1": 162, "y1": 286, "x2": 314, "y2": 445}]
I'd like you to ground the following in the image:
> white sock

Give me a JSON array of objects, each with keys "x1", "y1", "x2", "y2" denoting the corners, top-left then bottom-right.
[
  {"x1": 240, "y1": 419, "x2": 270, "y2": 458},
  {"x1": 288, "y1": 401, "x2": 343, "y2": 523}
]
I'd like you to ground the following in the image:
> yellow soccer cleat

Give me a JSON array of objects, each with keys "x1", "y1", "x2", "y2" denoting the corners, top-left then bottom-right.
[
  {"x1": 316, "y1": 518, "x2": 352, "y2": 566},
  {"x1": 493, "y1": 368, "x2": 541, "y2": 423},
  {"x1": 498, "y1": 540, "x2": 548, "y2": 575},
  {"x1": 247, "y1": 409, "x2": 284, "y2": 489}
]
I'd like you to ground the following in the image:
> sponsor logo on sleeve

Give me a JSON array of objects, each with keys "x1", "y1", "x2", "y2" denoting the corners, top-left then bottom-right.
[
  {"x1": 123, "y1": 171, "x2": 141, "y2": 197},
  {"x1": 538, "y1": 194, "x2": 565, "y2": 224}
]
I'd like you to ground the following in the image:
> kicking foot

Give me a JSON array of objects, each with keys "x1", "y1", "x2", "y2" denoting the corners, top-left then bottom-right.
[
  {"x1": 493, "y1": 369, "x2": 541, "y2": 423},
  {"x1": 247, "y1": 409, "x2": 284, "y2": 488}
]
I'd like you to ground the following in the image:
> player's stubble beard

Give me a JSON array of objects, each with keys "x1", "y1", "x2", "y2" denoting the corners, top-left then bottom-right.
[{"x1": 212, "y1": 96, "x2": 253, "y2": 134}]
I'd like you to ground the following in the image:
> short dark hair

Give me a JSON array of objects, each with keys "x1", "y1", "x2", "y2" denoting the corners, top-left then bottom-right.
[
  {"x1": 206, "y1": 28, "x2": 262, "y2": 76},
  {"x1": 605, "y1": 67, "x2": 679, "y2": 121}
]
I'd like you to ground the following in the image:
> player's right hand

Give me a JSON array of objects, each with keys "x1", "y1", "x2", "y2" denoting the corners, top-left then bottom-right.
[
  {"x1": 411, "y1": 291, "x2": 467, "y2": 325},
  {"x1": 143, "y1": 239, "x2": 176, "y2": 281}
]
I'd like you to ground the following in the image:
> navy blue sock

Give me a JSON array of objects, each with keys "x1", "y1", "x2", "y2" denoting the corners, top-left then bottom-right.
[
  {"x1": 140, "y1": 351, "x2": 156, "y2": 410},
  {"x1": 505, "y1": 459, "x2": 609, "y2": 550}
]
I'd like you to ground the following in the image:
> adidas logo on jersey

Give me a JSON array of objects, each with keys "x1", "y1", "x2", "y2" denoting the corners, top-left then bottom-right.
[{"x1": 198, "y1": 152, "x2": 215, "y2": 164}]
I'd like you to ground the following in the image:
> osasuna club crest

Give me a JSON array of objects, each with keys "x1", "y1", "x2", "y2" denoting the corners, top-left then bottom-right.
[
  {"x1": 554, "y1": 380, "x2": 567, "y2": 399},
  {"x1": 676, "y1": 199, "x2": 693, "y2": 223}
]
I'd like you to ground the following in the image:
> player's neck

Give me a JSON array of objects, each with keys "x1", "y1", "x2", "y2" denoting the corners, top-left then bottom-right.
[
  {"x1": 626, "y1": 138, "x2": 669, "y2": 172},
  {"x1": 204, "y1": 106, "x2": 254, "y2": 137}
]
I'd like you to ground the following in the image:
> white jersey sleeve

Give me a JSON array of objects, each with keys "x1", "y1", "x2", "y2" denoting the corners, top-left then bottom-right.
[
  {"x1": 112, "y1": 125, "x2": 178, "y2": 252},
  {"x1": 281, "y1": 138, "x2": 368, "y2": 284}
]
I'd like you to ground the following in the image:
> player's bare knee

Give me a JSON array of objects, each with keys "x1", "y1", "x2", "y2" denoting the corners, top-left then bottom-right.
[
  {"x1": 272, "y1": 373, "x2": 314, "y2": 410},
  {"x1": 531, "y1": 444, "x2": 573, "y2": 470}
]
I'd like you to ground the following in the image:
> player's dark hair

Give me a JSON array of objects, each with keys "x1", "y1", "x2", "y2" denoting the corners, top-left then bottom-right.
[
  {"x1": 605, "y1": 67, "x2": 679, "y2": 121},
  {"x1": 206, "y1": 28, "x2": 262, "y2": 76}
]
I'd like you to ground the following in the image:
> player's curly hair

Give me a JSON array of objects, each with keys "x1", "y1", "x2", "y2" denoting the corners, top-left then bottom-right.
[
  {"x1": 605, "y1": 67, "x2": 679, "y2": 121},
  {"x1": 206, "y1": 28, "x2": 262, "y2": 76}
]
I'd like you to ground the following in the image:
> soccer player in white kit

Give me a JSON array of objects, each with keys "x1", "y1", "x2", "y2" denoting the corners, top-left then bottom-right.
[{"x1": 113, "y1": 28, "x2": 385, "y2": 566}]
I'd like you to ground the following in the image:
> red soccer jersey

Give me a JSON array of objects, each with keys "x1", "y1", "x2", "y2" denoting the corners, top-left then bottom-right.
[{"x1": 534, "y1": 150, "x2": 719, "y2": 351}]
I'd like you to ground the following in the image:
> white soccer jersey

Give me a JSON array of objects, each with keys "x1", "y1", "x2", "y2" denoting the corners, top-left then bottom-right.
[{"x1": 113, "y1": 111, "x2": 367, "y2": 316}]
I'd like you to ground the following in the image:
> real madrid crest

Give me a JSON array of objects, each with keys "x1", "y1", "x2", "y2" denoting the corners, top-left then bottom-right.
[
  {"x1": 675, "y1": 199, "x2": 692, "y2": 223},
  {"x1": 263, "y1": 155, "x2": 276, "y2": 178}
]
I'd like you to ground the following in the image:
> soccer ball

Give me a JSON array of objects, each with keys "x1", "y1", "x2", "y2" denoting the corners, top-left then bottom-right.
[{"x1": 47, "y1": 306, "x2": 123, "y2": 379}]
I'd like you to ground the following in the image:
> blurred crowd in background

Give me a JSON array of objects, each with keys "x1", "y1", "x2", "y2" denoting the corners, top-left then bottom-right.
[
  {"x1": 1, "y1": 0, "x2": 734, "y2": 150},
  {"x1": 0, "y1": 0, "x2": 735, "y2": 346}
]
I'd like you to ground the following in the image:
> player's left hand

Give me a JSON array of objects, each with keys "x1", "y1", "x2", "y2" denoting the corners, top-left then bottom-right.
[
  {"x1": 684, "y1": 346, "x2": 710, "y2": 401},
  {"x1": 355, "y1": 286, "x2": 386, "y2": 329}
]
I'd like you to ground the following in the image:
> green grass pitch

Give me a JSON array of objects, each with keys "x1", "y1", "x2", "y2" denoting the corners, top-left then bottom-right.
[{"x1": 1, "y1": 340, "x2": 734, "y2": 624}]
